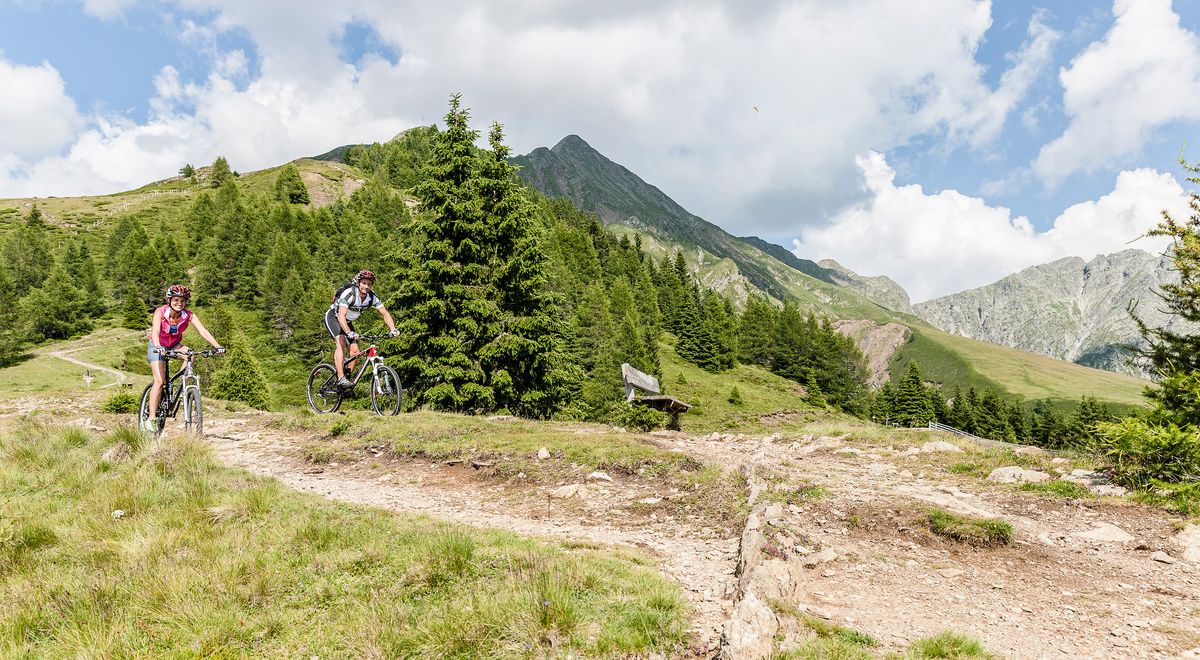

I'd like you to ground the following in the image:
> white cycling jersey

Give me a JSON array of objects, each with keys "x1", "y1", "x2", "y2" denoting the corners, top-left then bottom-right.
[{"x1": 329, "y1": 288, "x2": 384, "y2": 322}]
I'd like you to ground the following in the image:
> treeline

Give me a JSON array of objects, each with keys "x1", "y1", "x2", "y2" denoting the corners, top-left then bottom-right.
[
  {"x1": 0, "y1": 94, "x2": 863, "y2": 423},
  {"x1": 871, "y1": 362, "x2": 1116, "y2": 448}
]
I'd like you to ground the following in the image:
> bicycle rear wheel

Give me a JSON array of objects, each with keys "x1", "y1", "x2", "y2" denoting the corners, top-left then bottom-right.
[
  {"x1": 370, "y1": 365, "x2": 403, "y2": 416},
  {"x1": 138, "y1": 383, "x2": 166, "y2": 438},
  {"x1": 184, "y1": 387, "x2": 203, "y2": 436},
  {"x1": 307, "y1": 363, "x2": 343, "y2": 414}
]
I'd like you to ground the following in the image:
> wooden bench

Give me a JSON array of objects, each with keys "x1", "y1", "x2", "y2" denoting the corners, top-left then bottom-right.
[{"x1": 622, "y1": 363, "x2": 691, "y2": 430}]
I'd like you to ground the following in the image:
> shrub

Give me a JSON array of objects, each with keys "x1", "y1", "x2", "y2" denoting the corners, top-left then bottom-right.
[
  {"x1": 727, "y1": 385, "x2": 743, "y2": 405},
  {"x1": 211, "y1": 332, "x2": 271, "y2": 410},
  {"x1": 613, "y1": 404, "x2": 666, "y2": 432},
  {"x1": 1094, "y1": 418, "x2": 1200, "y2": 489},
  {"x1": 100, "y1": 391, "x2": 139, "y2": 414},
  {"x1": 907, "y1": 630, "x2": 992, "y2": 658},
  {"x1": 119, "y1": 343, "x2": 151, "y2": 375}
]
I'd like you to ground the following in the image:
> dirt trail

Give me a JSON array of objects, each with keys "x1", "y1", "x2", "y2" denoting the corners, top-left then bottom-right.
[{"x1": 203, "y1": 416, "x2": 741, "y2": 652}]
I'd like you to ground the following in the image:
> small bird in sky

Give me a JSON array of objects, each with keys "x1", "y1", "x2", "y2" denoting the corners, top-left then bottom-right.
[{"x1": 753, "y1": 105, "x2": 759, "y2": 113}]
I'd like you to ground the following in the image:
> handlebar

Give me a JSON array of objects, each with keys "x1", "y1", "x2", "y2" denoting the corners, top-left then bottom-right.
[
  {"x1": 349, "y1": 334, "x2": 396, "y2": 342},
  {"x1": 157, "y1": 347, "x2": 226, "y2": 358}
]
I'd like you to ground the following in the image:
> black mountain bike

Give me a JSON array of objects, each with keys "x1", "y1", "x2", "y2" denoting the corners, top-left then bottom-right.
[
  {"x1": 307, "y1": 335, "x2": 403, "y2": 415},
  {"x1": 138, "y1": 347, "x2": 225, "y2": 437}
]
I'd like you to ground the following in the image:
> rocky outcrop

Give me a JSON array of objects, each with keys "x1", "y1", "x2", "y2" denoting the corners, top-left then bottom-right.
[
  {"x1": 914, "y1": 249, "x2": 1193, "y2": 377},
  {"x1": 835, "y1": 320, "x2": 911, "y2": 385},
  {"x1": 818, "y1": 259, "x2": 913, "y2": 314}
]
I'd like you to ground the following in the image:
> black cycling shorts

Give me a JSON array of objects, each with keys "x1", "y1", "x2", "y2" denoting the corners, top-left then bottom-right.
[{"x1": 324, "y1": 308, "x2": 357, "y2": 340}]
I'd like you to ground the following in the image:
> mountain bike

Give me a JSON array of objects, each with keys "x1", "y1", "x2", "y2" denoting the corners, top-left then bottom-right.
[
  {"x1": 138, "y1": 347, "x2": 225, "y2": 437},
  {"x1": 307, "y1": 335, "x2": 403, "y2": 415}
]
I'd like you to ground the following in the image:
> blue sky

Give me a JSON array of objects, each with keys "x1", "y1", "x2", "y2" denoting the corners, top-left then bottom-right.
[{"x1": 2, "y1": 0, "x2": 1198, "y2": 300}]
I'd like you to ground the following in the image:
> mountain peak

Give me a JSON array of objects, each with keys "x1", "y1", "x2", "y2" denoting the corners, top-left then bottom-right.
[{"x1": 552, "y1": 134, "x2": 596, "y2": 154}]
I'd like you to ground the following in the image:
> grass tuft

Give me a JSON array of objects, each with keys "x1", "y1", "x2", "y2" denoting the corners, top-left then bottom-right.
[
  {"x1": 904, "y1": 630, "x2": 992, "y2": 658},
  {"x1": 927, "y1": 509, "x2": 1013, "y2": 547},
  {"x1": 1019, "y1": 480, "x2": 1092, "y2": 499}
]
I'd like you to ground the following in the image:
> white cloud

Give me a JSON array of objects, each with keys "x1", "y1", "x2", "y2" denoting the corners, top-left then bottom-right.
[
  {"x1": 1034, "y1": 0, "x2": 1200, "y2": 186},
  {"x1": 81, "y1": 0, "x2": 140, "y2": 21},
  {"x1": 0, "y1": 56, "x2": 82, "y2": 160},
  {"x1": 2, "y1": 0, "x2": 1054, "y2": 225},
  {"x1": 792, "y1": 152, "x2": 1184, "y2": 302}
]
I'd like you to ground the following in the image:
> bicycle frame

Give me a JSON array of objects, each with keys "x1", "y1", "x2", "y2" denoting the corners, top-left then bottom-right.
[
  {"x1": 342, "y1": 341, "x2": 386, "y2": 390},
  {"x1": 158, "y1": 354, "x2": 201, "y2": 419}
]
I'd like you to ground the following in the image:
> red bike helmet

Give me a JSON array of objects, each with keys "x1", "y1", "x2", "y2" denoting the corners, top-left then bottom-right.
[
  {"x1": 165, "y1": 284, "x2": 191, "y2": 302},
  {"x1": 354, "y1": 270, "x2": 376, "y2": 283}
]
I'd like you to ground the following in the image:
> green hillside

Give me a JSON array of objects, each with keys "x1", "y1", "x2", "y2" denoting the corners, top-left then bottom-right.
[{"x1": 511, "y1": 134, "x2": 1150, "y2": 411}]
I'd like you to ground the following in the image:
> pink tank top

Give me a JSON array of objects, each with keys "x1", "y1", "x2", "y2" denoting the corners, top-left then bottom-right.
[{"x1": 157, "y1": 306, "x2": 192, "y2": 348}]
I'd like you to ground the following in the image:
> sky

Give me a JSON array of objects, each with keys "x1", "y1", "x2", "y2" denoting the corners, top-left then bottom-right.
[{"x1": 2, "y1": 0, "x2": 1199, "y2": 302}]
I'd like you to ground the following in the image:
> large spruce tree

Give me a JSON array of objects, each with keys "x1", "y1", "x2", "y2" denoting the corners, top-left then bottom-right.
[{"x1": 391, "y1": 94, "x2": 500, "y2": 412}]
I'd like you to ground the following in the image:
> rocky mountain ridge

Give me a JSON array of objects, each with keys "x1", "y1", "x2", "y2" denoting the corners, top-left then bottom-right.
[{"x1": 914, "y1": 249, "x2": 1190, "y2": 377}]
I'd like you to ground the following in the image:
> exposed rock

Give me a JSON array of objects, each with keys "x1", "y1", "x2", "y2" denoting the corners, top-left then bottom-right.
[
  {"x1": 537, "y1": 447, "x2": 551, "y2": 460},
  {"x1": 549, "y1": 484, "x2": 587, "y2": 499},
  {"x1": 1090, "y1": 484, "x2": 1128, "y2": 497},
  {"x1": 802, "y1": 548, "x2": 838, "y2": 568},
  {"x1": 487, "y1": 414, "x2": 515, "y2": 421},
  {"x1": 835, "y1": 320, "x2": 912, "y2": 386},
  {"x1": 913, "y1": 249, "x2": 1196, "y2": 377},
  {"x1": 1150, "y1": 551, "x2": 1176, "y2": 564},
  {"x1": 719, "y1": 591, "x2": 777, "y2": 660},
  {"x1": 1072, "y1": 523, "x2": 1135, "y2": 543},
  {"x1": 921, "y1": 441, "x2": 964, "y2": 453},
  {"x1": 706, "y1": 432, "x2": 722, "y2": 442},
  {"x1": 1172, "y1": 524, "x2": 1200, "y2": 563},
  {"x1": 819, "y1": 259, "x2": 913, "y2": 313},
  {"x1": 586, "y1": 471, "x2": 613, "y2": 482},
  {"x1": 987, "y1": 466, "x2": 1051, "y2": 483},
  {"x1": 834, "y1": 447, "x2": 863, "y2": 456},
  {"x1": 938, "y1": 568, "x2": 965, "y2": 578},
  {"x1": 1013, "y1": 446, "x2": 1047, "y2": 456}
]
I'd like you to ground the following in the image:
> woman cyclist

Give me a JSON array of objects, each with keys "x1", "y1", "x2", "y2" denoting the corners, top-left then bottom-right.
[{"x1": 144, "y1": 284, "x2": 223, "y2": 431}]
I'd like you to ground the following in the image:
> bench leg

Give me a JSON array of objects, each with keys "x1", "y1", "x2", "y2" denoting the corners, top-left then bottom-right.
[{"x1": 668, "y1": 411, "x2": 681, "y2": 432}]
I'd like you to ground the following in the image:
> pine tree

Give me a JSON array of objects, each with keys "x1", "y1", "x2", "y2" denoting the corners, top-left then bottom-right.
[
  {"x1": 121, "y1": 293, "x2": 150, "y2": 330},
  {"x1": 474, "y1": 120, "x2": 574, "y2": 416},
  {"x1": 390, "y1": 94, "x2": 498, "y2": 412},
  {"x1": 274, "y1": 163, "x2": 311, "y2": 204},
  {"x1": 20, "y1": 266, "x2": 92, "y2": 341},
  {"x1": 0, "y1": 263, "x2": 22, "y2": 366},
  {"x1": 211, "y1": 331, "x2": 271, "y2": 409},
  {"x1": 871, "y1": 382, "x2": 897, "y2": 425},
  {"x1": 894, "y1": 362, "x2": 933, "y2": 427},
  {"x1": 65, "y1": 241, "x2": 105, "y2": 315},
  {"x1": 738, "y1": 295, "x2": 777, "y2": 366},
  {"x1": 179, "y1": 163, "x2": 196, "y2": 179},
  {"x1": 3, "y1": 207, "x2": 53, "y2": 291},
  {"x1": 210, "y1": 155, "x2": 233, "y2": 188}
]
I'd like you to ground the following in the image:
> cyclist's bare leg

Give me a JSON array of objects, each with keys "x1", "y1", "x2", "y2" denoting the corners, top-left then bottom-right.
[
  {"x1": 148, "y1": 359, "x2": 166, "y2": 414},
  {"x1": 334, "y1": 335, "x2": 347, "y2": 379},
  {"x1": 346, "y1": 340, "x2": 360, "y2": 377}
]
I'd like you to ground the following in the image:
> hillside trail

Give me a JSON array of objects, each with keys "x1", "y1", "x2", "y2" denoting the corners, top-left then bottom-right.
[
  {"x1": 199, "y1": 413, "x2": 1200, "y2": 659},
  {"x1": 40, "y1": 333, "x2": 131, "y2": 389}
]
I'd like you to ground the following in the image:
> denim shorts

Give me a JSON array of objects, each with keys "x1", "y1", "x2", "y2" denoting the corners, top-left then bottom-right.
[{"x1": 147, "y1": 342, "x2": 180, "y2": 362}]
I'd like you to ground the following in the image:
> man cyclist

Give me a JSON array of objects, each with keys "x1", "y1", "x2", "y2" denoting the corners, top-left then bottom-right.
[
  {"x1": 146, "y1": 284, "x2": 223, "y2": 431},
  {"x1": 324, "y1": 270, "x2": 399, "y2": 389}
]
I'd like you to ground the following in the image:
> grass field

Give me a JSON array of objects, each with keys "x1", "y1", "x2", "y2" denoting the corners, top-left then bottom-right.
[
  {"x1": 894, "y1": 326, "x2": 1148, "y2": 408},
  {"x1": 0, "y1": 420, "x2": 689, "y2": 657}
]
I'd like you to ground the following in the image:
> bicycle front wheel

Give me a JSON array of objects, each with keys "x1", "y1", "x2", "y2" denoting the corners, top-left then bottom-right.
[
  {"x1": 184, "y1": 387, "x2": 204, "y2": 436},
  {"x1": 307, "y1": 363, "x2": 343, "y2": 414},
  {"x1": 370, "y1": 365, "x2": 403, "y2": 416},
  {"x1": 138, "y1": 383, "x2": 165, "y2": 438}
]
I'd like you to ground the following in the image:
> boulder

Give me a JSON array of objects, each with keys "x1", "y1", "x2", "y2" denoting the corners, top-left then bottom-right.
[
  {"x1": 1172, "y1": 524, "x2": 1200, "y2": 563},
  {"x1": 1150, "y1": 551, "x2": 1176, "y2": 564},
  {"x1": 586, "y1": 471, "x2": 613, "y2": 482},
  {"x1": 549, "y1": 484, "x2": 587, "y2": 499},
  {"x1": 987, "y1": 466, "x2": 1051, "y2": 483},
  {"x1": 1072, "y1": 523, "x2": 1135, "y2": 543},
  {"x1": 537, "y1": 447, "x2": 551, "y2": 460}
]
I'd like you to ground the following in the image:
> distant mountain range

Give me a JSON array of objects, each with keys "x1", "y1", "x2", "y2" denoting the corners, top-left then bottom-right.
[
  {"x1": 914, "y1": 249, "x2": 1191, "y2": 378},
  {"x1": 510, "y1": 134, "x2": 1148, "y2": 407}
]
